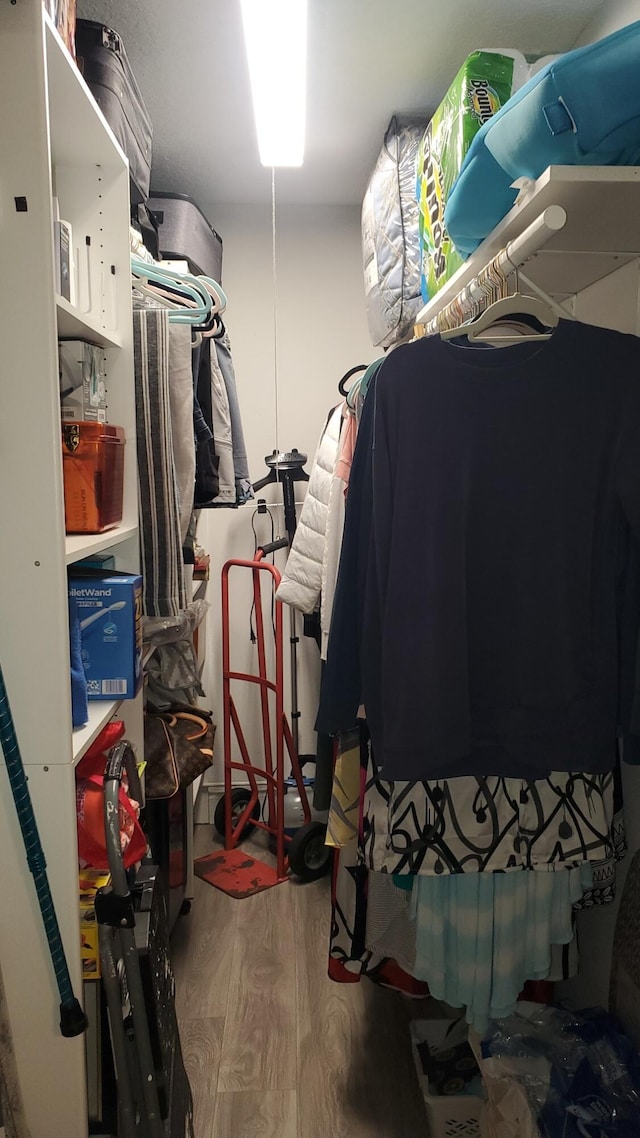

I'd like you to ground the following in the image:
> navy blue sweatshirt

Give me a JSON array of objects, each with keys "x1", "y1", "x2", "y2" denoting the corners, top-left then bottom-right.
[{"x1": 318, "y1": 320, "x2": 640, "y2": 781}]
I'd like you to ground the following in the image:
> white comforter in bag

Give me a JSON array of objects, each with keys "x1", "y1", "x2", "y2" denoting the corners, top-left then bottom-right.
[{"x1": 362, "y1": 115, "x2": 426, "y2": 348}]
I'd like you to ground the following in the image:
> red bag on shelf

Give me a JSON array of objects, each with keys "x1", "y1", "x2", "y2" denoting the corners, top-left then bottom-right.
[
  {"x1": 75, "y1": 719, "x2": 126, "y2": 779},
  {"x1": 75, "y1": 719, "x2": 145, "y2": 870},
  {"x1": 76, "y1": 774, "x2": 146, "y2": 870}
]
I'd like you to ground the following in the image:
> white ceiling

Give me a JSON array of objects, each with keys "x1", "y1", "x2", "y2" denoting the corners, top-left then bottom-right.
[{"x1": 77, "y1": 0, "x2": 606, "y2": 211}]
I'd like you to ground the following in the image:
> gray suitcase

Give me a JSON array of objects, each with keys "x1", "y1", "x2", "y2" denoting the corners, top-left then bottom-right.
[
  {"x1": 76, "y1": 19, "x2": 153, "y2": 205},
  {"x1": 149, "y1": 192, "x2": 223, "y2": 283}
]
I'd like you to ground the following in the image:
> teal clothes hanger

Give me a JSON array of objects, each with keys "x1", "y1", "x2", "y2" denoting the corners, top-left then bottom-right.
[
  {"x1": 131, "y1": 256, "x2": 212, "y2": 324},
  {"x1": 148, "y1": 260, "x2": 228, "y2": 316}
]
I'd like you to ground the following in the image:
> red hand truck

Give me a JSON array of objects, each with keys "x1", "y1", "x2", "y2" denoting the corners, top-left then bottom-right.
[{"x1": 214, "y1": 538, "x2": 330, "y2": 893}]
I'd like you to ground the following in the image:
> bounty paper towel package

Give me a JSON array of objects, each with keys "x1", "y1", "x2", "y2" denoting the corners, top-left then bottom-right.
[{"x1": 417, "y1": 49, "x2": 528, "y2": 302}]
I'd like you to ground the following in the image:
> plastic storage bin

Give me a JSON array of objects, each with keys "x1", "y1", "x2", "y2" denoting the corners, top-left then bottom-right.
[
  {"x1": 422, "y1": 1093, "x2": 481, "y2": 1138},
  {"x1": 410, "y1": 1020, "x2": 482, "y2": 1138},
  {"x1": 62, "y1": 422, "x2": 125, "y2": 533}
]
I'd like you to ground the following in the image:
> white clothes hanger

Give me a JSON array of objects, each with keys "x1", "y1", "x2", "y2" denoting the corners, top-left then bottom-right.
[
  {"x1": 440, "y1": 292, "x2": 559, "y2": 345},
  {"x1": 132, "y1": 280, "x2": 184, "y2": 310},
  {"x1": 199, "y1": 276, "x2": 228, "y2": 314}
]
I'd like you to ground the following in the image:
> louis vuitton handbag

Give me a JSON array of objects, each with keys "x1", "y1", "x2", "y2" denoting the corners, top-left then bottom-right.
[{"x1": 144, "y1": 702, "x2": 215, "y2": 799}]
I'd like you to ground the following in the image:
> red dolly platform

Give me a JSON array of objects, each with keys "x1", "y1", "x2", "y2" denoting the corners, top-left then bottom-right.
[{"x1": 196, "y1": 539, "x2": 330, "y2": 898}]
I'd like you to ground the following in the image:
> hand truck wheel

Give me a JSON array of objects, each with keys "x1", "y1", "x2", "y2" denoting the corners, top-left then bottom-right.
[
  {"x1": 287, "y1": 821, "x2": 331, "y2": 882},
  {"x1": 213, "y1": 788, "x2": 260, "y2": 842}
]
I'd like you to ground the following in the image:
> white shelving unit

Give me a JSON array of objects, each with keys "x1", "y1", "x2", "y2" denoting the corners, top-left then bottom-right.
[
  {"x1": 0, "y1": 5, "x2": 141, "y2": 1136},
  {"x1": 65, "y1": 522, "x2": 139, "y2": 566},
  {"x1": 56, "y1": 294, "x2": 123, "y2": 347}
]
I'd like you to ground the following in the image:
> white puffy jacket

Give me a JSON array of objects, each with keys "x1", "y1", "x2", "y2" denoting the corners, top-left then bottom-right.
[{"x1": 276, "y1": 405, "x2": 344, "y2": 651}]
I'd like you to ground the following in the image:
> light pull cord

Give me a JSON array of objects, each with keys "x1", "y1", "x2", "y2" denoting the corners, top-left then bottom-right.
[{"x1": 271, "y1": 165, "x2": 280, "y2": 482}]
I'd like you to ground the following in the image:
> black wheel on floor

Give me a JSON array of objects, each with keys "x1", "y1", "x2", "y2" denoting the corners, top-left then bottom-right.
[
  {"x1": 179, "y1": 898, "x2": 192, "y2": 917},
  {"x1": 213, "y1": 788, "x2": 260, "y2": 842},
  {"x1": 287, "y1": 821, "x2": 331, "y2": 882}
]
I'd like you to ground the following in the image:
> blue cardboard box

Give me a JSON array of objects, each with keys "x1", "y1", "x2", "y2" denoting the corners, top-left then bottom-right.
[{"x1": 68, "y1": 572, "x2": 143, "y2": 700}]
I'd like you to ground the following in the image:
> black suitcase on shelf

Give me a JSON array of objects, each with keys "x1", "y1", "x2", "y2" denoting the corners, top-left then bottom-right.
[
  {"x1": 75, "y1": 19, "x2": 153, "y2": 205},
  {"x1": 149, "y1": 192, "x2": 223, "y2": 283}
]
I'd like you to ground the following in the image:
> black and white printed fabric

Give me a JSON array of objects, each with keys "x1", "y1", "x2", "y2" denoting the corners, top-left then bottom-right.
[
  {"x1": 325, "y1": 728, "x2": 625, "y2": 896},
  {"x1": 362, "y1": 762, "x2": 616, "y2": 877},
  {"x1": 574, "y1": 760, "x2": 627, "y2": 910},
  {"x1": 133, "y1": 308, "x2": 187, "y2": 617}
]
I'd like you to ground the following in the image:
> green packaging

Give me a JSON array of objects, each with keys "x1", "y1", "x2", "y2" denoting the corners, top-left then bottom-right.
[{"x1": 417, "y1": 50, "x2": 521, "y2": 302}]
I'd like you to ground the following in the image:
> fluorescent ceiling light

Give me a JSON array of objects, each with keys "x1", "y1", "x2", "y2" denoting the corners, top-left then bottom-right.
[{"x1": 241, "y1": 0, "x2": 307, "y2": 167}]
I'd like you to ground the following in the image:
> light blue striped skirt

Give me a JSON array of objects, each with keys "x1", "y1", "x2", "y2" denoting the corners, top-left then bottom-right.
[{"x1": 411, "y1": 864, "x2": 591, "y2": 1032}]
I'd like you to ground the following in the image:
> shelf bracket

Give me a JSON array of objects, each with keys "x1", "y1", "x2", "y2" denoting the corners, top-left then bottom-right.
[{"x1": 517, "y1": 270, "x2": 575, "y2": 320}]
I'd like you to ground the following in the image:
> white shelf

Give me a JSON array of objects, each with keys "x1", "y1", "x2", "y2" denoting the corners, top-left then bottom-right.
[
  {"x1": 44, "y1": 15, "x2": 127, "y2": 169},
  {"x1": 72, "y1": 698, "x2": 123, "y2": 765},
  {"x1": 0, "y1": 4, "x2": 139, "y2": 1134},
  {"x1": 56, "y1": 295, "x2": 122, "y2": 348},
  {"x1": 416, "y1": 165, "x2": 640, "y2": 323},
  {"x1": 65, "y1": 523, "x2": 139, "y2": 565}
]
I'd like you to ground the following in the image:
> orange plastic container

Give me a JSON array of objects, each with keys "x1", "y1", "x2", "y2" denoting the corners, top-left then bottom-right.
[{"x1": 62, "y1": 422, "x2": 125, "y2": 533}]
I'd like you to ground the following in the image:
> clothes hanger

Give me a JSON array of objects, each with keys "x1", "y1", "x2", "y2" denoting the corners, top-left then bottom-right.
[
  {"x1": 132, "y1": 280, "x2": 183, "y2": 311},
  {"x1": 154, "y1": 260, "x2": 227, "y2": 314},
  {"x1": 146, "y1": 253, "x2": 226, "y2": 314},
  {"x1": 144, "y1": 276, "x2": 225, "y2": 332},
  {"x1": 347, "y1": 357, "x2": 385, "y2": 409},
  {"x1": 132, "y1": 276, "x2": 209, "y2": 324},
  {"x1": 338, "y1": 364, "x2": 367, "y2": 397},
  {"x1": 198, "y1": 313, "x2": 226, "y2": 340},
  {"x1": 199, "y1": 276, "x2": 228, "y2": 314},
  {"x1": 131, "y1": 257, "x2": 202, "y2": 299},
  {"x1": 440, "y1": 292, "x2": 559, "y2": 344},
  {"x1": 131, "y1": 257, "x2": 212, "y2": 324},
  {"x1": 134, "y1": 279, "x2": 201, "y2": 310},
  {"x1": 131, "y1": 256, "x2": 212, "y2": 311},
  {"x1": 471, "y1": 292, "x2": 558, "y2": 341},
  {"x1": 346, "y1": 370, "x2": 367, "y2": 410}
]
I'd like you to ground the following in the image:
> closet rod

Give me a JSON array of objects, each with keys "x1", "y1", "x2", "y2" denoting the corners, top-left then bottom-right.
[{"x1": 421, "y1": 203, "x2": 567, "y2": 336}]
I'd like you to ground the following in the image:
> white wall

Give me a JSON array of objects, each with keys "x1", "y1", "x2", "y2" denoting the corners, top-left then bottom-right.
[
  {"x1": 196, "y1": 203, "x2": 374, "y2": 795},
  {"x1": 577, "y1": 0, "x2": 640, "y2": 42},
  {"x1": 207, "y1": 201, "x2": 374, "y2": 476}
]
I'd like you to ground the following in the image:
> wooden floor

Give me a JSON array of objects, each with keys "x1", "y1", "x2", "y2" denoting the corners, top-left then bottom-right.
[{"x1": 171, "y1": 826, "x2": 430, "y2": 1138}]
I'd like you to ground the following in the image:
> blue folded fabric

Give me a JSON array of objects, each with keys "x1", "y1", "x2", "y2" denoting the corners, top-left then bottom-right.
[
  {"x1": 445, "y1": 20, "x2": 640, "y2": 257},
  {"x1": 68, "y1": 595, "x2": 88, "y2": 727}
]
